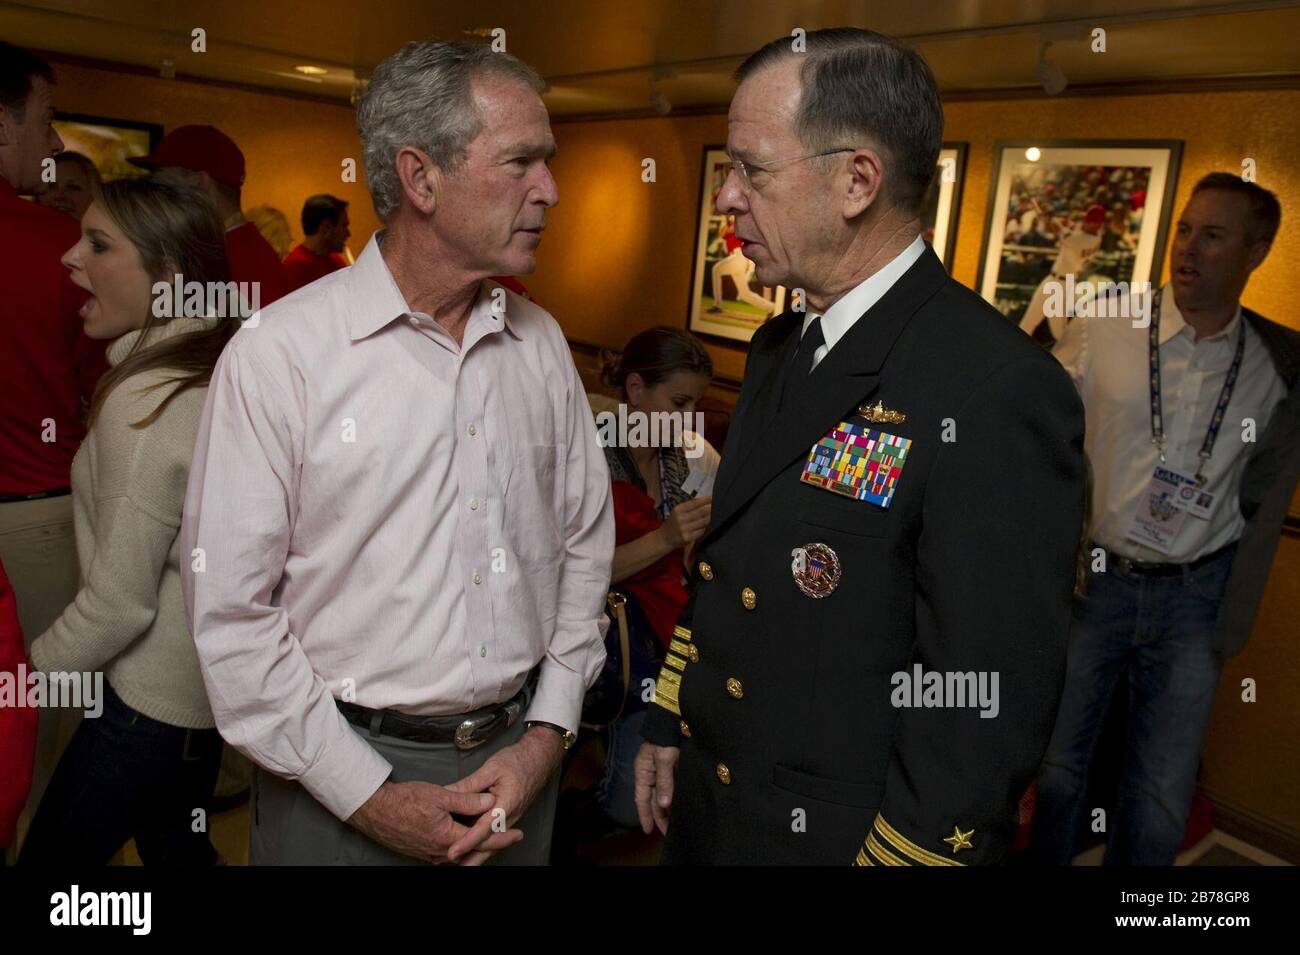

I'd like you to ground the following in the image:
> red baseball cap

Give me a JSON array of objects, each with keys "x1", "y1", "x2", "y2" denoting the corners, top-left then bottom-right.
[
  {"x1": 1084, "y1": 203, "x2": 1107, "y2": 224},
  {"x1": 129, "y1": 124, "x2": 246, "y2": 187}
]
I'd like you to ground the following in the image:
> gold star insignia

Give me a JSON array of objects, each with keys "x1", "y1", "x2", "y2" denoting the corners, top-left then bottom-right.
[{"x1": 943, "y1": 826, "x2": 974, "y2": 854}]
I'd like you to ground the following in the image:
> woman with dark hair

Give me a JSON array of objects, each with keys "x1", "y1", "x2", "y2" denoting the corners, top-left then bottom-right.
[
  {"x1": 19, "y1": 175, "x2": 238, "y2": 865},
  {"x1": 565, "y1": 326, "x2": 719, "y2": 843}
]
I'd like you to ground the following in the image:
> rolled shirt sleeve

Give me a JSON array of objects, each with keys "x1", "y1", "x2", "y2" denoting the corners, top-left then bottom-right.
[{"x1": 181, "y1": 338, "x2": 392, "y2": 821}]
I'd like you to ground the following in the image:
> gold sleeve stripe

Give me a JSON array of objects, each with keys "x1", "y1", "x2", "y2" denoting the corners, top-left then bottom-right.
[
  {"x1": 653, "y1": 668, "x2": 682, "y2": 716},
  {"x1": 668, "y1": 639, "x2": 693, "y2": 660},
  {"x1": 865, "y1": 831, "x2": 906, "y2": 866},
  {"x1": 664, "y1": 651, "x2": 689, "y2": 673},
  {"x1": 873, "y1": 814, "x2": 964, "y2": 867},
  {"x1": 854, "y1": 848, "x2": 873, "y2": 866},
  {"x1": 673, "y1": 625, "x2": 692, "y2": 642}
]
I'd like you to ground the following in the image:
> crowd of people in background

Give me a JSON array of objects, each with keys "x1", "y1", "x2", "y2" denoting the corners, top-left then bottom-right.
[{"x1": 0, "y1": 27, "x2": 1294, "y2": 870}]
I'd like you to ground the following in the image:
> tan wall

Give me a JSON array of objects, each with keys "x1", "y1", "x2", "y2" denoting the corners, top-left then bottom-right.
[{"x1": 48, "y1": 58, "x2": 380, "y2": 253}]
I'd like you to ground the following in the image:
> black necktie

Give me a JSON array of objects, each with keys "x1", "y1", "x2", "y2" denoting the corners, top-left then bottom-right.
[
  {"x1": 781, "y1": 315, "x2": 824, "y2": 409},
  {"x1": 796, "y1": 315, "x2": 825, "y2": 377}
]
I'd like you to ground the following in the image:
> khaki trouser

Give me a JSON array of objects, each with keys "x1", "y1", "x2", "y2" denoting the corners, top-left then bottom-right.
[{"x1": 0, "y1": 494, "x2": 83, "y2": 854}]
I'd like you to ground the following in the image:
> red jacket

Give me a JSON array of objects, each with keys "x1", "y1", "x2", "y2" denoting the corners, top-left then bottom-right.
[
  {"x1": 282, "y1": 243, "x2": 347, "y2": 293},
  {"x1": 0, "y1": 559, "x2": 36, "y2": 849},
  {"x1": 611, "y1": 481, "x2": 689, "y2": 650},
  {"x1": 226, "y1": 221, "x2": 288, "y2": 309},
  {"x1": 0, "y1": 177, "x2": 108, "y2": 495}
]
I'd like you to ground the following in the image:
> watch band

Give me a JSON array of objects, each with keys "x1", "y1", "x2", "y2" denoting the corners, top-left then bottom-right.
[{"x1": 524, "y1": 720, "x2": 576, "y2": 749}]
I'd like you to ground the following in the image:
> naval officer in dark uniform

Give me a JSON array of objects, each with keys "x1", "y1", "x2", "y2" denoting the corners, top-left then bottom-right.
[{"x1": 634, "y1": 27, "x2": 1087, "y2": 865}]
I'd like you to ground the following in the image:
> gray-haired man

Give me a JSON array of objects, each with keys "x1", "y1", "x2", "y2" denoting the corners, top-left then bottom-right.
[
  {"x1": 634, "y1": 28, "x2": 1085, "y2": 865},
  {"x1": 181, "y1": 41, "x2": 614, "y2": 865}
]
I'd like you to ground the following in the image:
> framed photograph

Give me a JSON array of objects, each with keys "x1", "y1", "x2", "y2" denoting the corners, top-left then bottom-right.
[
  {"x1": 687, "y1": 146, "x2": 786, "y2": 345},
  {"x1": 53, "y1": 113, "x2": 163, "y2": 181},
  {"x1": 922, "y1": 142, "x2": 967, "y2": 269},
  {"x1": 976, "y1": 139, "x2": 1182, "y2": 348}
]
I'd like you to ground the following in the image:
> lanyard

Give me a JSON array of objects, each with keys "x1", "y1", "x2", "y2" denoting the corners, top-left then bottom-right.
[{"x1": 1147, "y1": 288, "x2": 1246, "y2": 485}]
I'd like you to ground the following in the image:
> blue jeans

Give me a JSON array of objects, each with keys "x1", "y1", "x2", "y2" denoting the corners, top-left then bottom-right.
[
  {"x1": 19, "y1": 682, "x2": 222, "y2": 866},
  {"x1": 1030, "y1": 546, "x2": 1233, "y2": 866},
  {"x1": 596, "y1": 708, "x2": 647, "y2": 829}
]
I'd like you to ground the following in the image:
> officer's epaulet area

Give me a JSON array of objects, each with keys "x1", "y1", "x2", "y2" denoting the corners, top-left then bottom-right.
[
  {"x1": 853, "y1": 814, "x2": 966, "y2": 866},
  {"x1": 653, "y1": 625, "x2": 693, "y2": 716}
]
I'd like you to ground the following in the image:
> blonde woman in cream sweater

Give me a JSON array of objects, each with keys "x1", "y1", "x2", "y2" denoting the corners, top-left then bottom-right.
[{"x1": 20, "y1": 176, "x2": 239, "y2": 865}]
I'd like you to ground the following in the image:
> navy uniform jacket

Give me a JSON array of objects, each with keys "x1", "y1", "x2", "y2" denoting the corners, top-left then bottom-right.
[{"x1": 641, "y1": 247, "x2": 1087, "y2": 865}]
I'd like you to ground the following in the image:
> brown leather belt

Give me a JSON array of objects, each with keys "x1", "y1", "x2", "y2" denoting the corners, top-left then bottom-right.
[{"x1": 337, "y1": 673, "x2": 534, "y2": 750}]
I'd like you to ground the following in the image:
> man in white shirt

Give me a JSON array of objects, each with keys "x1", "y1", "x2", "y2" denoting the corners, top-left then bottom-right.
[
  {"x1": 1031, "y1": 174, "x2": 1295, "y2": 865},
  {"x1": 180, "y1": 41, "x2": 614, "y2": 865}
]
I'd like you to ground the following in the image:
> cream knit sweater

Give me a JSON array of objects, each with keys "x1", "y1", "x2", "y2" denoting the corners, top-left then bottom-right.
[{"x1": 30, "y1": 316, "x2": 217, "y2": 729}]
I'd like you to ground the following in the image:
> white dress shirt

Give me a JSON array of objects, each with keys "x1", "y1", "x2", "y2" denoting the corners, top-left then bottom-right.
[
  {"x1": 180, "y1": 232, "x2": 614, "y2": 820},
  {"x1": 1053, "y1": 282, "x2": 1286, "y2": 563},
  {"x1": 799, "y1": 235, "x2": 926, "y2": 368}
]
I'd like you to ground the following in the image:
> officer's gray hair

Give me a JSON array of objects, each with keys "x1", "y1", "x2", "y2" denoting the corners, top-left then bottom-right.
[
  {"x1": 357, "y1": 40, "x2": 546, "y2": 223},
  {"x1": 735, "y1": 28, "x2": 943, "y2": 215}
]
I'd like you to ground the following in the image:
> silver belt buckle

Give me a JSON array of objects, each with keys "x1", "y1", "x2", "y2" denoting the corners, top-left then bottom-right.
[
  {"x1": 453, "y1": 692, "x2": 526, "y2": 750},
  {"x1": 454, "y1": 712, "x2": 495, "y2": 751}
]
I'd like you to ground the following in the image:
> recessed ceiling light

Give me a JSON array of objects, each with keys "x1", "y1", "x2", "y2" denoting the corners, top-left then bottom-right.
[
  {"x1": 295, "y1": 65, "x2": 328, "y2": 76},
  {"x1": 1025, "y1": 146, "x2": 1042, "y2": 162}
]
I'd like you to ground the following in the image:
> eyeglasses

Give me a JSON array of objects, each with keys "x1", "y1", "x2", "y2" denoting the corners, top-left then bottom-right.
[{"x1": 726, "y1": 148, "x2": 856, "y2": 193}]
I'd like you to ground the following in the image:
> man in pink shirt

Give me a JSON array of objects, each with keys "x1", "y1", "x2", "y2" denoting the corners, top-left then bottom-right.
[{"x1": 180, "y1": 41, "x2": 613, "y2": 865}]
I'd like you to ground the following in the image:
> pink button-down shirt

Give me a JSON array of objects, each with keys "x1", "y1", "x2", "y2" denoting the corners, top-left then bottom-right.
[{"x1": 181, "y1": 232, "x2": 613, "y2": 820}]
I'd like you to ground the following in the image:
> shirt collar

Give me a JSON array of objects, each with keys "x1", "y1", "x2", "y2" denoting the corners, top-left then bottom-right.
[
  {"x1": 800, "y1": 235, "x2": 926, "y2": 346},
  {"x1": 346, "y1": 231, "x2": 522, "y2": 343},
  {"x1": 1158, "y1": 282, "x2": 1243, "y2": 346}
]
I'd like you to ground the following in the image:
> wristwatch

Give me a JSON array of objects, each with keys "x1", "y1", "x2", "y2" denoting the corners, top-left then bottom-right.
[{"x1": 524, "y1": 720, "x2": 577, "y2": 750}]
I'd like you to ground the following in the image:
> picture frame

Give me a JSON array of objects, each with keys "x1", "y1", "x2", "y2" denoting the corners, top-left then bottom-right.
[
  {"x1": 53, "y1": 112, "x2": 163, "y2": 182},
  {"x1": 686, "y1": 146, "x2": 787, "y2": 346},
  {"x1": 924, "y1": 142, "x2": 968, "y2": 269},
  {"x1": 976, "y1": 139, "x2": 1182, "y2": 348}
]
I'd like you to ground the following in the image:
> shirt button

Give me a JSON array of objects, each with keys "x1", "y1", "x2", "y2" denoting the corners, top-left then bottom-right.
[
  {"x1": 408, "y1": 316, "x2": 419, "y2": 326},
  {"x1": 469, "y1": 497, "x2": 479, "y2": 510},
  {"x1": 473, "y1": 572, "x2": 482, "y2": 585},
  {"x1": 716, "y1": 762, "x2": 732, "y2": 785},
  {"x1": 741, "y1": 586, "x2": 757, "y2": 610},
  {"x1": 480, "y1": 645, "x2": 487, "y2": 658},
  {"x1": 726, "y1": 677, "x2": 744, "y2": 699},
  {"x1": 468, "y1": 424, "x2": 477, "y2": 436}
]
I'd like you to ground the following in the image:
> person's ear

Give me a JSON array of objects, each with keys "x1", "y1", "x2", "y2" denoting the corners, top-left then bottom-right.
[
  {"x1": 1245, "y1": 237, "x2": 1271, "y2": 273},
  {"x1": 626, "y1": 372, "x2": 645, "y2": 407},
  {"x1": 843, "y1": 148, "x2": 885, "y2": 221},
  {"x1": 395, "y1": 147, "x2": 440, "y2": 217}
]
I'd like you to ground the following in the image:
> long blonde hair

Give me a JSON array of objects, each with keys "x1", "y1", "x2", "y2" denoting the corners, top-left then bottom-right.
[{"x1": 87, "y1": 176, "x2": 238, "y2": 429}]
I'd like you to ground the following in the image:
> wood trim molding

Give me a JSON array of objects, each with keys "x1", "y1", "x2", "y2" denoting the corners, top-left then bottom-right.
[{"x1": 1203, "y1": 790, "x2": 1300, "y2": 864}]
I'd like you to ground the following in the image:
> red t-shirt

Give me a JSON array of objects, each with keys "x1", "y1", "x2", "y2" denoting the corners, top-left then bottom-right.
[
  {"x1": 225, "y1": 221, "x2": 288, "y2": 310},
  {"x1": 611, "y1": 481, "x2": 690, "y2": 650},
  {"x1": 0, "y1": 559, "x2": 36, "y2": 849},
  {"x1": 282, "y1": 242, "x2": 347, "y2": 293},
  {"x1": 0, "y1": 178, "x2": 108, "y2": 496}
]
